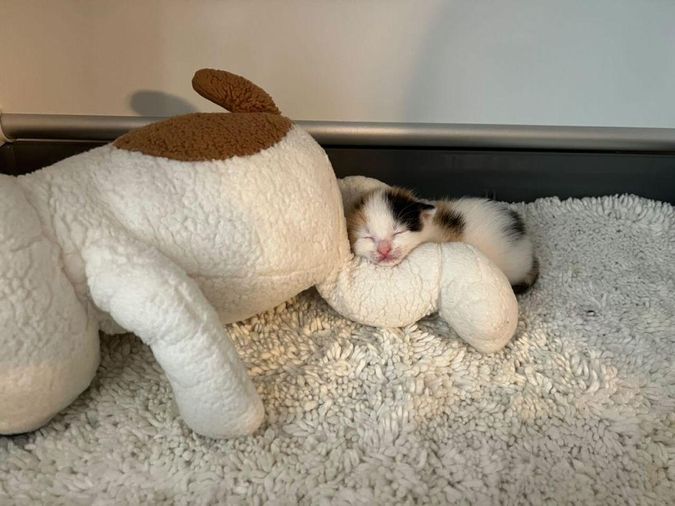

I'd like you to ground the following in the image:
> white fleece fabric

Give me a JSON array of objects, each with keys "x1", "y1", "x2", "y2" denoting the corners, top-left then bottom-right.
[
  {"x1": 1, "y1": 135, "x2": 516, "y2": 438},
  {"x1": 1, "y1": 194, "x2": 672, "y2": 504}
]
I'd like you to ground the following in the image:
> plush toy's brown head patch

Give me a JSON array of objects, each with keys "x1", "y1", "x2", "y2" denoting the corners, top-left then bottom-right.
[
  {"x1": 113, "y1": 68, "x2": 292, "y2": 161},
  {"x1": 114, "y1": 112, "x2": 292, "y2": 162}
]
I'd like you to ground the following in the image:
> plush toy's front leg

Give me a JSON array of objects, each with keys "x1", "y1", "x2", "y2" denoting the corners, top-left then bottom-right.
[
  {"x1": 83, "y1": 239, "x2": 264, "y2": 438},
  {"x1": 317, "y1": 242, "x2": 518, "y2": 353}
]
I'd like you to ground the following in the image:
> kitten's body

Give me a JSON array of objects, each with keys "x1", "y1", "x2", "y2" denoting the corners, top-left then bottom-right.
[{"x1": 347, "y1": 187, "x2": 539, "y2": 293}]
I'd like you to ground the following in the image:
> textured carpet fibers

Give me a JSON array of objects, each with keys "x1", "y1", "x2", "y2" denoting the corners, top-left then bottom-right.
[{"x1": 1, "y1": 195, "x2": 674, "y2": 505}]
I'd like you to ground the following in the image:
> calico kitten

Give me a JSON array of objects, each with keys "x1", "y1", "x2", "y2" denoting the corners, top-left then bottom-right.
[{"x1": 347, "y1": 187, "x2": 539, "y2": 294}]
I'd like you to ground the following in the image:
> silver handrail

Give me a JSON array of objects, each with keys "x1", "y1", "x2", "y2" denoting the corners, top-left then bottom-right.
[{"x1": 2, "y1": 113, "x2": 675, "y2": 152}]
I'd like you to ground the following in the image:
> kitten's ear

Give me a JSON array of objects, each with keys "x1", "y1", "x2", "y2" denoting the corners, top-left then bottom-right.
[{"x1": 420, "y1": 203, "x2": 436, "y2": 223}]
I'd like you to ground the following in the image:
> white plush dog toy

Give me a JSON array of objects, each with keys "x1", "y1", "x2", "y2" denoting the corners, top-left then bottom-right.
[{"x1": 0, "y1": 69, "x2": 517, "y2": 438}]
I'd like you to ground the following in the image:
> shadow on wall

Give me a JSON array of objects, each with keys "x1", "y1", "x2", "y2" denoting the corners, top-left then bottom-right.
[{"x1": 129, "y1": 90, "x2": 199, "y2": 116}]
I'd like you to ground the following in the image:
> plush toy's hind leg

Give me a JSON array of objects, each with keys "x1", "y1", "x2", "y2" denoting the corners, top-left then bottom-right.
[
  {"x1": 0, "y1": 176, "x2": 99, "y2": 434},
  {"x1": 83, "y1": 238, "x2": 264, "y2": 438}
]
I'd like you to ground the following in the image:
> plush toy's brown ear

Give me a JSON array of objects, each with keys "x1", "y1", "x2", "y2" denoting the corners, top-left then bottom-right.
[{"x1": 192, "y1": 68, "x2": 282, "y2": 115}]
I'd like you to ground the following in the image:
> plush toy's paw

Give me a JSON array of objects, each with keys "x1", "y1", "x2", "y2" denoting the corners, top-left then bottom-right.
[{"x1": 437, "y1": 243, "x2": 518, "y2": 353}]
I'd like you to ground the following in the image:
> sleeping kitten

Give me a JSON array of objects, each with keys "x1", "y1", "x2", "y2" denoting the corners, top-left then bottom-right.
[{"x1": 347, "y1": 187, "x2": 539, "y2": 293}]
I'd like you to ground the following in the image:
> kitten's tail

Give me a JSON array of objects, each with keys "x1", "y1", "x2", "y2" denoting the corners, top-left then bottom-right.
[
  {"x1": 192, "y1": 68, "x2": 282, "y2": 115},
  {"x1": 512, "y1": 257, "x2": 539, "y2": 295}
]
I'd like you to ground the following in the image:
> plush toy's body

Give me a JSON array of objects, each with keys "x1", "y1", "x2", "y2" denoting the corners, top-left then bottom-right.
[
  {"x1": 23, "y1": 126, "x2": 344, "y2": 328},
  {"x1": 1, "y1": 70, "x2": 518, "y2": 438}
]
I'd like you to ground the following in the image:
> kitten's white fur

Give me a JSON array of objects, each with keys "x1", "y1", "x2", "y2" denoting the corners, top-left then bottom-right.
[{"x1": 442, "y1": 198, "x2": 535, "y2": 285}]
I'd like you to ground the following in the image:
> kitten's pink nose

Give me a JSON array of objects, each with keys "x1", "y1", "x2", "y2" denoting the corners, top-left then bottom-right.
[{"x1": 376, "y1": 240, "x2": 392, "y2": 256}]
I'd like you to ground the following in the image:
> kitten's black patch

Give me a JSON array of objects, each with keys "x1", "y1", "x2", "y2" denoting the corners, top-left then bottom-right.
[
  {"x1": 512, "y1": 283, "x2": 529, "y2": 294},
  {"x1": 383, "y1": 189, "x2": 433, "y2": 232},
  {"x1": 504, "y1": 209, "x2": 526, "y2": 240},
  {"x1": 436, "y1": 207, "x2": 465, "y2": 233},
  {"x1": 512, "y1": 258, "x2": 539, "y2": 294}
]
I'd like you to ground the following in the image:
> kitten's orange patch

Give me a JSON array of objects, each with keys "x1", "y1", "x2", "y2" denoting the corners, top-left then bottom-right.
[{"x1": 347, "y1": 206, "x2": 368, "y2": 245}]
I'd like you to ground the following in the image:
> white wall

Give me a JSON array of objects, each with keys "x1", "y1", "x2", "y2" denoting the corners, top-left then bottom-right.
[{"x1": 2, "y1": 0, "x2": 674, "y2": 127}]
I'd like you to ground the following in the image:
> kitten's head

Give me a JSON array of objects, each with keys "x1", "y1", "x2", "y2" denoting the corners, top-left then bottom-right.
[{"x1": 347, "y1": 187, "x2": 435, "y2": 266}]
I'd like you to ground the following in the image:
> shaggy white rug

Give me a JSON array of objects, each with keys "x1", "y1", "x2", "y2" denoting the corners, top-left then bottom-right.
[{"x1": 1, "y1": 195, "x2": 674, "y2": 505}]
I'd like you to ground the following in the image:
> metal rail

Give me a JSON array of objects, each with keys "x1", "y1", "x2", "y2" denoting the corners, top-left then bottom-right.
[{"x1": 2, "y1": 113, "x2": 675, "y2": 151}]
